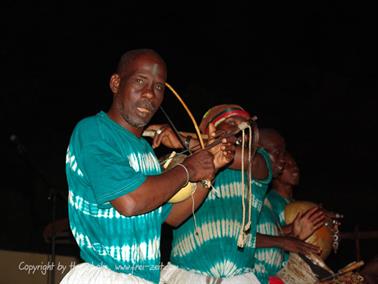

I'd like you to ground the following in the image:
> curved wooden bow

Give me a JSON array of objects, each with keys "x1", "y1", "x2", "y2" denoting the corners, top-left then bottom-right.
[{"x1": 164, "y1": 82, "x2": 205, "y2": 149}]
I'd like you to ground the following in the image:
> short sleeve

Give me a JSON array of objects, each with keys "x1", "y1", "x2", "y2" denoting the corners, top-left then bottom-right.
[
  {"x1": 255, "y1": 148, "x2": 273, "y2": 185},
  {"x1": 160, "y1": 202, "x2": 173, "y2": 223},
  {"x1": 81, "y1": 140, "x2": 146, "y2": 205}
]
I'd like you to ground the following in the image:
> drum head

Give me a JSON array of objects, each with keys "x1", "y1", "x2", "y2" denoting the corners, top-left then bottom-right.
[{"x1": 285, "y1": 201, "x2": 334, "y2": 260}]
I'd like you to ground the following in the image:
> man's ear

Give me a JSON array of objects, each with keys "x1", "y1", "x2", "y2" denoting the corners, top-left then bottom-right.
[{"x1": 110, "y1": 74, "x2": 120, "y2": 94}]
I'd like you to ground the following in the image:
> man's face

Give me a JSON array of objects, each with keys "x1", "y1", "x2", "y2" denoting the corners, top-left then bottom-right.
[
  {"x1": 263, "y1": 135, "x2": 286, "y2": 177},
  {"x1": 111, "y1": 54, "x2": 166, "y2": 129},
  {"x1": 279, "y1": 154, "x2": 300, "y2": 186},
  {"x1": 217, "y1": 116, "x2": 250, "y2": 135}
]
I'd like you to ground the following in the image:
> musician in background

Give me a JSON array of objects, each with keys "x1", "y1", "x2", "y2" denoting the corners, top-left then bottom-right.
[
  {"x1": 254, "y1": 150, "x2": 300, "y2": 281},
  {"x1": 253, "y1": 147, "x2": 326, "y2": 283},
  {"x1": 268, "y1": 151, "x2": 298, "y2": 225},
  {"x1": 255, "y1": 151, "x2": 300, "y2": 275},
  {"x1": 252, "y1": 130, "x2": 325, "y2": 283},
  {"x1": 62, "y1": 49, "x2": 235, "y2": 284},
  {"x1": 150, "y1": 105, "x2": 319, "y2": 283},
  {"x1": 155, "y1": 104, "x2": 270, "y2": 283}
]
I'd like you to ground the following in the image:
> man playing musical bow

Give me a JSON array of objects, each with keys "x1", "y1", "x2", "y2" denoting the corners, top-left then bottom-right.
[{"x1": 62, "y1": 49, "x2": 236, "y2": 284}]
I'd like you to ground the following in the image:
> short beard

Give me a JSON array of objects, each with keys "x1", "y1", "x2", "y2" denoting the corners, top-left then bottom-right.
[
  {"x1": 121, "y1": 113, "x2": 148, "y2": 129},
  {"x1": 116, "y1": 100, "x2": 148, "y2": 129}
]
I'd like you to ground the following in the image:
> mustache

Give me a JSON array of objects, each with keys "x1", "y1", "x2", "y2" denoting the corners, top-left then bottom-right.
[{"x1": 137, "y1": 100, "x2": 155, "y2": 112}]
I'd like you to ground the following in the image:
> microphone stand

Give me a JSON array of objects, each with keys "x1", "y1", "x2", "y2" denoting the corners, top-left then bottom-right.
[
  {"x1": 9, "y1": 134, "x2": 65, "y2": 284},
  {"x1": 47, "y1": 186, "x2": 57, "y2": 284}
]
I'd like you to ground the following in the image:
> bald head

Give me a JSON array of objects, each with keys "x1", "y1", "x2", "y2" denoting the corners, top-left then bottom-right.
[{"x1": 117, "y1": 49, "x2": 167, "y2": 78}]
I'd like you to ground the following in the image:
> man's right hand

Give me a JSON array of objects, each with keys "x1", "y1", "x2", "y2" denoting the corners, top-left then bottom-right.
[
  {"x1": 280, "y1": 236, "x2": 321, "y2": 256},
  {"x1": 206, "y1": 123, "x2": 236, "y2": 170},
  {"x1": 182, "y1": 150, "x2": 215, "y2": 182},
  {"x1": 292, "y1": 206, "x2": 326, "y2": 240}
]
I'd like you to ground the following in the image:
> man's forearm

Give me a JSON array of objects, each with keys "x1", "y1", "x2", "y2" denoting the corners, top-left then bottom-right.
[
  {"x1": 256, "y1": 233, "x2": 283, "y2": 248},
  {"x1": 111, "y1": 165, "x2": 190, "y2": 216},
  {"x1": 282, "y1": 224, "x2": 294, "y2": 236},
  {"x1": 165, "y1": 183, "x2": 210, "y2": 227}
]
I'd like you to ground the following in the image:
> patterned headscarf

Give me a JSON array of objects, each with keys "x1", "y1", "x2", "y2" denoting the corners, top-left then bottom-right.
[{"x1": 199, "y1": 104, "x2": 250, "y2": 133}]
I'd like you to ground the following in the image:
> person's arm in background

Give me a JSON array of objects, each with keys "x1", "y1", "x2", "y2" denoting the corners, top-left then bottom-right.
[
  {"x1": 281, "y1": 206, "x2": 326, "y2": 240},
  {"x1": 255, "y1": 233, "x2": 321, "y2": 255}
]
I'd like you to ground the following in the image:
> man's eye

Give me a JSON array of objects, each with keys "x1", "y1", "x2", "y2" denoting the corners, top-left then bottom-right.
[
  {"x1": 136, "y1": 78, "x2": 144, "y2": 84},
  {"x1": 155, "y1": 84, "x2": 163, "y2": 91}
]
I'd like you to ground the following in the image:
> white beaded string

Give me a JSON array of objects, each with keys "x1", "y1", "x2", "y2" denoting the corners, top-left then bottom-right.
[
  {"x1": 245, "y1": 125, "x2": 253, "y2": 232},
  {"x1": 237, "y1": 129, "x2": 247, "y2": 248}
]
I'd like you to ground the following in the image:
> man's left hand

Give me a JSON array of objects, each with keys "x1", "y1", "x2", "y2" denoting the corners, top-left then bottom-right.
[
  {"x1": 206, "y1": 123, "x2": 236, "y2": 170},
  {"x1": 293, "y1": 206, "x2": 326, "y2": 240},
  {"x1": 145, "y1": 124, "x2": 184, "y2": 149}
]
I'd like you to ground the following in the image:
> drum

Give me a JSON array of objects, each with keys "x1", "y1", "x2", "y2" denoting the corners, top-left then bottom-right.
[
  {"x1": 277, "y1": 253, "x2": 365, "y2": 284},
  {"x1": 276, "y1": 253, "x2": 334, "y2": 284},
  {"x1": 284, "y1": 201, "x2": 339, "y2": 260},
  {"x1": 161, "y1": 152, "x2": 197, "y2": 203}
]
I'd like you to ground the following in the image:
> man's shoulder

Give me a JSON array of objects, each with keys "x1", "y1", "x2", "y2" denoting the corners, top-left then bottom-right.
[
  {"x1": 74, "y1": 113, "x2": 101, "y2": 129},
  {"x1": 73, "y1": 112, "x2": 113, "y2": 137},
  {"x1": 267, "y1": 191, "x2": 289, "y2": 211},
  {"x1": 267, "y1": 190, "x2": 279, "y2": 202},
  {"x1": 68, "y1": 113, "x2": 110, "y2": 148}
]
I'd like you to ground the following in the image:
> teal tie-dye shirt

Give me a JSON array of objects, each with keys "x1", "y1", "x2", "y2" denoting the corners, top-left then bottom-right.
[
  {"x1": 65, "y1": 111, "x2": 171, "y2": 284},
  {"x1": 267, "y1": 190, "x2": 292, "y2": 226},
  {"x1": 253, "y1": 190, "x2": 292, "y2": 283},
  {"x1": 170, "y1": 148, "x2": 272, "y2": 278},
  {"x1": 253, "y1": 198, "x2": 286, "y2": 284}
]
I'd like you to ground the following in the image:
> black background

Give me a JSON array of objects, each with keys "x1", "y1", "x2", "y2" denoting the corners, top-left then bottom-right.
[{"x1": 1, "y1": 2, "x2": 376, "y2": 270}]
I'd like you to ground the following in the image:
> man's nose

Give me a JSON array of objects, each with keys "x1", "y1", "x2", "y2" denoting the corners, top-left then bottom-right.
[{"x1": 142, "y1": 85, "x2": 154, "y2": 99}]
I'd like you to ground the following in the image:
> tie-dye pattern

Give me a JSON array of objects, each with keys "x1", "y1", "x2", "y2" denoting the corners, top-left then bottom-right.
[
  {"x1": 65, "y1": 111, "x2": 171, "y2": 284},
  {"x1": 267, "y1": 190, "x2": 292, "y2": 226},
  {"x1": 253, "y1": 198, "x2": 286, "y2": 283},
  {"x1": 170, "y1": 148, "x2": 272, "y2": 278}
]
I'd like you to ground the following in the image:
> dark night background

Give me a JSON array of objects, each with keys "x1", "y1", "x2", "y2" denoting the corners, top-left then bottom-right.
[{"x1": 1, "y1": 1, "x2": 376, "y2": 272}]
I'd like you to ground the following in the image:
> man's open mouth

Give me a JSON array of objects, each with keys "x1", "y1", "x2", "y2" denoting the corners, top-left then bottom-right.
[{"x1": 137, "y1": 107, "x2": 151, "y2": 114}]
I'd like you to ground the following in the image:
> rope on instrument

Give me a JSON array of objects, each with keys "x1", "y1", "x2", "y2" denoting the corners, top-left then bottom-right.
[
  {"x1": 237, "y1": 124, "x2": 254, "y2": 248},
  {"x1": 237, "y1": 129, "x2": 247, "y2": 247}
]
